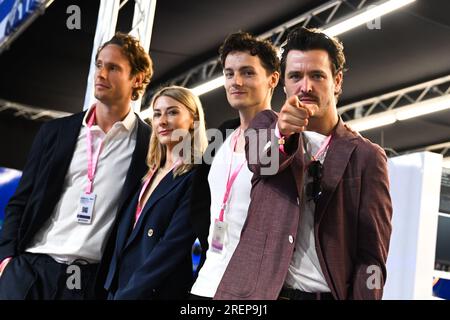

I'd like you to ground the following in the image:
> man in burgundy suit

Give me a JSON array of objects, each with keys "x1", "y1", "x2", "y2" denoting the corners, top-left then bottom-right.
[{"x1": 215, "y1": 27, "x2": 393, "y2": 300}]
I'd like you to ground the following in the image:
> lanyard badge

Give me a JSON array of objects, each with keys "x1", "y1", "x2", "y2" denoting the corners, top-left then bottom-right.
[
  {"x1": 211, "y1": 128, "x2": 245, "y2": 254},
  {"x1": 77, "y1": 106, "x2": 102, "y2": 224},
  {"x1": 211, "y1": 218, "x2": 228, "y2": 253},
  {"x1": 77, "y1": 193, "x2": 96, "y2": 224}
]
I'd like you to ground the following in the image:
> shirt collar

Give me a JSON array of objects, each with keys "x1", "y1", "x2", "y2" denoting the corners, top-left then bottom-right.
[
  {"x1": 82, "y1": 103, "x2": 137, "y2": 132},
  {"x1": 120, "y1": 106, "x2": 137, "y2": 132},
  {"x1": 303, "y1": 131, "x2": 329, "y2": 158}
]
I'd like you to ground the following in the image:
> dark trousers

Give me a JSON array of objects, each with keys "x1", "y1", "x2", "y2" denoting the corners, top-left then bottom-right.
[
  {"x1": 278, "y1": 287, "x2": 335, "y2": 300},
  {"x1": 188, "y1": 293, "x2": 213, "y2": 300},
  {"x1": 0, "y1": 253, "x2": 99, "y2": 300}
]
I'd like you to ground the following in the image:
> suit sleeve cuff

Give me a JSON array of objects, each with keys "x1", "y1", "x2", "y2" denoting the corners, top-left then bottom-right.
[{"x1": 274, "y1": 123, "x2": 287, "y2": 155}]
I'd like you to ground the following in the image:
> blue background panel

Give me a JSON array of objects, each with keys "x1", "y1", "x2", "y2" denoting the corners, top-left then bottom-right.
[{"x1": 0, "y1": 167, "x2": 22, "y2": 229}]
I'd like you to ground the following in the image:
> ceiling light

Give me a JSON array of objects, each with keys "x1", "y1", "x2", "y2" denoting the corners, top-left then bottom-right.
[
  {"x1": 188, "y1": 0, "x2": 416, "y2": 97},
  {"x1": 323, "y1": 0, "x2": 416, "y2": 37},
  {"x1": 347, "y1": 94, "x2": 450, "y2": 132},
  {"x1": 395, "y1": 95, "x2": 450, "y2": 120},
  {"x1": 191, "y1": 76, "x2": 225, "y2": 96},
  {"x1": 347, "y1": 113, "x2": 396, "y2": 132}
]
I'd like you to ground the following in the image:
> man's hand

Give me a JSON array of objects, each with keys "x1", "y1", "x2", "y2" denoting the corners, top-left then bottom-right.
[{"x1": 277, "y1": 95, "x2": 318, "y2": 137}]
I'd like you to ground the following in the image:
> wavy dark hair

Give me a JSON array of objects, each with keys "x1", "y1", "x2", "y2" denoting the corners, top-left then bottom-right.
[
  {"x1": 96, "y1": 32, "x2": 153, "y2": 100},
  {"x1": 219, "y1": 31, "x2": 280, "y2": 75},
  {"x1": 280, "y1": 27, "x2": 346, "y2": 97}
]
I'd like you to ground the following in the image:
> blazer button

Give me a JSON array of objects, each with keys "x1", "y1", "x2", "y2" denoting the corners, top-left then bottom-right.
[
  {"x1": 296, "y1": 197, "x2": 300, "y2": 206},
  {"x1": 289, "y1": 235, "x2": 294, "y2": 244},
  {"x1": 147, "y1": 228, "x2": 154, "y2": 237}
]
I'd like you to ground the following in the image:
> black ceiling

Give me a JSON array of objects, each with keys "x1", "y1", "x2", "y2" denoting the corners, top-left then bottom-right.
[{"x1": 1, "y1": 0, "x2": 450, "y2": 170}]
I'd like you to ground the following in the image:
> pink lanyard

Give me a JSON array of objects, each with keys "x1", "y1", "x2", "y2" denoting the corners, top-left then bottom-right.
[
  {"x1": 85, "y1": 106, "x2": 104, "y2": 194},
  {"x1": 304, "y1": 134, "x2": 332, "y2": 171},
  {"x1": 134, "y1": 160, "x2": 181, "y2": 225},
  {"x1": 218, "y1": 128, "x2": 246, "y2": 222}
]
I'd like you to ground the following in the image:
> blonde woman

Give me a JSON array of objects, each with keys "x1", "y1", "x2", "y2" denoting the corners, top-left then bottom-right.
[{"x1": 104, "y1": 86, "x2": 208, "y2": 300}]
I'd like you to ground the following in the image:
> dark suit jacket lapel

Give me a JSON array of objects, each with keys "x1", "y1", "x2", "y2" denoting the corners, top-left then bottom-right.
[
  {"x1": 94, "y1": 116, "x2": 150, "y2": 297},
  {"x1": 105, "y1": 117, "x2": 150, "y2": 268},
  {"x1": 115, "y1": 117, "x2": 151, "y2": 219},
  {"x1": 124, "y1": 171, "x2": 186, "y2": 249},
  {"x1": 113, "y1": 190, "x2": 139, "y2": 257},
  {"x1": 40, "y1": 112, "x2": 85, "y2": 221},
  {"x1": 315, "y1": 120, "x2": 357, "y2": 224},
  {"x1": 291, "y1": 135, "x2": 306, "y2": 201}
]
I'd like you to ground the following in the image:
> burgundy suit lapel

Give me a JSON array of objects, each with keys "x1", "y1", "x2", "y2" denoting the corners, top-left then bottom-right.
[
  {"x1": 314, "y1": 120, "x2": 357, "y2": 224},
  {"x1": 290, "y1": 134, "x2": 306, "y2": 202}
]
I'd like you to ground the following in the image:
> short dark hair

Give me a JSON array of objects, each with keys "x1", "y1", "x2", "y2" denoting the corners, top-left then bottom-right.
[
  {"x1": 96, "y1": 32, "x2": 153, "y2": 100},
  {"x1": 219, "y1": 31, "x2": 280, "y2": 75},
  {"x1": 280, "y1": 27, "x2": 346, "y2": 79}
]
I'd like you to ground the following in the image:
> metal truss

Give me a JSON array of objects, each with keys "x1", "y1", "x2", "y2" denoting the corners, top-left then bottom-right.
[
  {"x1": 144, "y1": 0, "x2": 380, "y2": 101},
  {"x1": 84, "y1": 0, "x2": 156, "y2": 112},
  {"x1": 1, "y1": 0, "x2": 156, "y2": 119},
  {"x1": 408, "y1": 141, "x2": 450, "y2": 160},
  {"x1": 0, "y1": 0, "x2": 55, "y2": 55},
  {"x1": 0, "y1": 98, "x2": 71, "y2": 121},
  {"x1": 338, "y1": 75, "x2": 450, "y2": 121}
]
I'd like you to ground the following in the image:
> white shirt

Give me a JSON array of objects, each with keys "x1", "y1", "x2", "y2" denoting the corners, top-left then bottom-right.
[
  {"x1": 26, "y1": 105, "x2": 137, "y2": 264},
  {"x1": 191, "y1": 130, "x2": 253, "y2": 298},
  {"x1": 284, "y1": 131, "x2": 331, "y2": 292}
]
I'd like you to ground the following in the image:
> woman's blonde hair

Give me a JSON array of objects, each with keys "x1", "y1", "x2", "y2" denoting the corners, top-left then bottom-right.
[{"x1": 145, "y1": 86, "x2": 208, "y2": 178}]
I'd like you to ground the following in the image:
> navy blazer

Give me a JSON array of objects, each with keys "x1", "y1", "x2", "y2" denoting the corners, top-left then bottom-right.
[
  {"x1": 105, "y1": 168, "x2": 197, "y2": 300},
  {"x1": 0, "y1": 111, "x2": 150, "y2": 298}
]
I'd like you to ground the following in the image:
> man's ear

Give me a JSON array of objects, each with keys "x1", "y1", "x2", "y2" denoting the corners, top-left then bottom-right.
[
  {"x1": 334, "y1": 71, "x2": 343, "y2": 96},
  {"x1": 134, "y1": 73, "x2": 144, "y2": 88},
  {"x1": 269, "y1": 71, "x2": 280, "y2": 89}
]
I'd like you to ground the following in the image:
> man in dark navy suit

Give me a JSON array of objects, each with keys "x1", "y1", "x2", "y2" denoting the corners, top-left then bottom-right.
[{"x1": 0, "y1": 32, "x2": 152, "y2": 300}]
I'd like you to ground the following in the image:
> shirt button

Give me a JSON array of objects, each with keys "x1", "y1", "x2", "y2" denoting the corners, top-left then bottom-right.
[
  {"x1": 289, "y1": 235, "x2": 294, "y2": 243},
  {"x1": 147, "y1": 228, "x2": 154, "y2": 237},
  {"x1": 296, "y1": 197, "x2": 300, "y2": 205}
]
